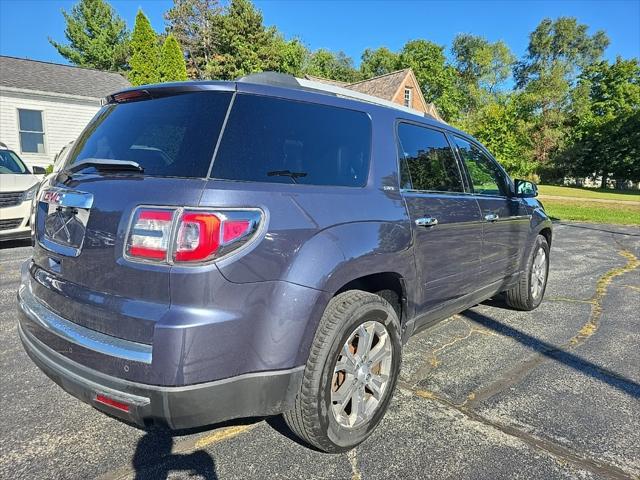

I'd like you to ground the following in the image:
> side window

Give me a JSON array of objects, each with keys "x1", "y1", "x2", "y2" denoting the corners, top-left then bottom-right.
[
  {"x1": 212, "y1": 94, "x2": 371, "y2": 187},
  {"x1": 453, "y1": 136, "x2": 509, "y2": 196},
  {"x1": 397, "y1": 123, "x2": 463, "y2": 193}
]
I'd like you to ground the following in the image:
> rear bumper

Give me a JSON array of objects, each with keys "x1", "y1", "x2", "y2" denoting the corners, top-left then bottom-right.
[{"x1": 18, "y1": 321, "x2": 303, "y2": 429}]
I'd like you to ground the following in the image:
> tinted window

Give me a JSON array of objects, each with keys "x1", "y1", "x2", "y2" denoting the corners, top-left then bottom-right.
[
  {"x1": 453, "y1": 136, "x2": 509, "y2": 196},
  {"x1": 397, "y1": 123, "x2": 463, "y2": 192},
  {"x1": 67, "y1": 92, "x2": 232, "y2": 177},
  {"x1": 212, "y1": 94, "x2": 371, "y2": 187}
]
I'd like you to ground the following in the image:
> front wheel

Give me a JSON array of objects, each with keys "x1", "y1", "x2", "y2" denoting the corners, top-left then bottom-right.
[
  {"x1": 284, "y1": 290, "x2": 402, "y2": 452},
  {"x1": 505, "y1": 234, "x2": 550, "y2": 310}
]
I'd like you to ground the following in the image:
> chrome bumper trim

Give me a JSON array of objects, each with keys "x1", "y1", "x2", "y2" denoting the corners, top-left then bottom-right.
[{"x1": 18, "y1": 263, "x2": 152, "y2": 364}]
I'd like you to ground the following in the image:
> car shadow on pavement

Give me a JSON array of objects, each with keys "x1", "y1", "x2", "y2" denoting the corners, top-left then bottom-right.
[
  {"x1": 461, "y1": 309, "x2": 640, "y2": 399},
  {"x1": 553, "y1": 221, "x2": 640, "y2": 237},
  {"x1": 131, "y1": 427, "x2": 217, "y2": 480}
]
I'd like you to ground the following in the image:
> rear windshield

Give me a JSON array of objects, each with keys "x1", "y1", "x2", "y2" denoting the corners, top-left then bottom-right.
[
  {"x1": 66, "y1": 92, "x2": 232, "y2": 177},
  {"x1": 212, "y1": 94, "x2": 371, "y2": 187}
]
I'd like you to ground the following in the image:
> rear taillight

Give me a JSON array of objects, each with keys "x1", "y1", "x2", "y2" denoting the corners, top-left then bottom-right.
[
  {"x1": 125, "y1": 207, "x2": 262, "y2": 264},
  {"x1": 126, "y1": 209, "x2": 174, "y2": 261}
]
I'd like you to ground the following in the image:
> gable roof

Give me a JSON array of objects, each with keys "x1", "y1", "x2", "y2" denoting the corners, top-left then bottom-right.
[
  {"x1": 346, "y1": 69, "x2": 412, "y2": 101},
  {"x1": 0, "y1": 56, "x2": 131, "y2": 99},
  {"x1": 305, "y1": 68, "x2": 442, "y2": 121}
]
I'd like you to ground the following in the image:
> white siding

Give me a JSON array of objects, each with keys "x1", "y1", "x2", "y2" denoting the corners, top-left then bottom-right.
[{"x1": 0, "y1": 88, "x2": 101, "y2": 168}]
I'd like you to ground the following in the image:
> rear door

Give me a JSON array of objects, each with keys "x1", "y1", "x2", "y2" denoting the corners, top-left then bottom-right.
[
  {"x1": 397, "y1": 122, "x2": 483, "y2": 316},
  {"x1": 451, "y1": 136, "x2": 531, "y2": 287}
]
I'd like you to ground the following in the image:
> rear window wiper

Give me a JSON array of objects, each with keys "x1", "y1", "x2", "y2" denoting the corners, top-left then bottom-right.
[
  {"x1": 65, "y1": 159, "x2": 144, "y2": 174},
  {"x1": 267, "y1": 170, "x2": 307, "y2": 184}
]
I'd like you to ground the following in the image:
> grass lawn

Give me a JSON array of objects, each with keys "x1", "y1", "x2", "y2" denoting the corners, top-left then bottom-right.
[
  {"x1": 542, "y1": 198, "x2": 640, "y2": 225},
  {"x1": 538, "y1": 184, "x2": 640, "y2": 201}
]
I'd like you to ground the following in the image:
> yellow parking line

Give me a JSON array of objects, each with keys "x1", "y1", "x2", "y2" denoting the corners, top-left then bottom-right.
[{"x1": 194, "y1": 425, "x2": 253, "y2": 449}]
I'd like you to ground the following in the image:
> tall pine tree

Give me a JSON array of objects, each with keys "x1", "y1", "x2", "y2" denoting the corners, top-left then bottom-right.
[
  {"x1": 49, "y1": 0, "x2": 129, "y2": 71},
  {"x1": 159, "y1": 35, "x2": 188, "y2": 82},
  {"x1": 128, "y1": 10, "x2": 160, "y2": 86}
]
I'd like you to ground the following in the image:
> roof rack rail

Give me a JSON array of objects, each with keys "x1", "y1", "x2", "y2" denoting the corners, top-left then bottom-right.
[{"x1": 236, "y1": 72, "x2": 441, "y2": 122}]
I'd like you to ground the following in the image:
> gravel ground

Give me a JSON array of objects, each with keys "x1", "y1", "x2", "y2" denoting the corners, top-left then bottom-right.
[{"x1": 1, "y1": 221, "x2": 638, "y2": 480}]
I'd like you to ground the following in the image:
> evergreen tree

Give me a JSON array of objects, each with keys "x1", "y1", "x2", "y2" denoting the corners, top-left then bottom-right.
[
  {"x1": 206, "y1": 0, "x2": 280, "y2": 79},
  {"x1": 49, "y1": 0, "x2": 129, "y2": 71},
  {"x1": 128, "y1": 10, "x2": 161, "y2": 86},
  {"x1": 159, "y1": 35, "x2": 188, "y2": 82},
  {"x1": 165, "y1": 0, "x2": 220, "y2": 79}
]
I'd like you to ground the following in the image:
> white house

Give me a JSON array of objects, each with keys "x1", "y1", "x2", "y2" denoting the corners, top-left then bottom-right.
[{"x1": 0, "y1": 56, "x2": 130, "y2": 169}]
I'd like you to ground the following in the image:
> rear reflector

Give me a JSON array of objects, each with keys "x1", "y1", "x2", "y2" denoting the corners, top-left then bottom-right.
[{"x1": 95, "y1": 394, "x2": 130, "y2": 413}]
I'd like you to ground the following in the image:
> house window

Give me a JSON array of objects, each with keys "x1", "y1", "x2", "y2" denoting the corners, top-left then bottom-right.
[
  {"x1": 404, "y1": 87, "x2": 413, "y2": 107},
  {"x1": 18, "y1": 109, "x2": 45, "y2": 153}
]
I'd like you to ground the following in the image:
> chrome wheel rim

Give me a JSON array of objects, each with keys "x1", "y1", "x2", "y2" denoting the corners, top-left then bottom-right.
[
  {"x1": 331, "y1": 320, "x2": 393, "y2": 429},
  {"x1": 531, "y1": 248, "x2": 547, "y2": 300}
]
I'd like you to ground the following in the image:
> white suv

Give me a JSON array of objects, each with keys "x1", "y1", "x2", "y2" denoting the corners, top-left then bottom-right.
[{"x1": 0, "y1": 144, "x2": 45, "y2": 241}]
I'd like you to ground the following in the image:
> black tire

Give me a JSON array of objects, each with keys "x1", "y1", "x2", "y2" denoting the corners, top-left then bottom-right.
[
  {"x1": 283, "y1": 290, "x2": 402, "y2": 453},
  {"x1": 505, "y1": 234, "x2": 550, "y2": 311}
]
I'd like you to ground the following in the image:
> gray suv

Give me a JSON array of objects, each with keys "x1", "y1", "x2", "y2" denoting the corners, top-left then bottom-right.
[{"x1": 17, "y1": 73, "x2": 551, "y2": 452}]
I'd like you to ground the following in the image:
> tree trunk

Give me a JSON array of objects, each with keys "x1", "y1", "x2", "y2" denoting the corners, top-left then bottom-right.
[{"x1": 600, "y1": 172, "x2": 608, "y2": 189}]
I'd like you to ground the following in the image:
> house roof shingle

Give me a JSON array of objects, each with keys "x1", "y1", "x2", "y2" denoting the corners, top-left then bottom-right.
[
  {"x1": 344, "y1": 69, "x2": 411, "y2": 100},
  {"x1": 0, "y1": 56, "x2": 131, "y2": 99},
  {"x1": 305, "y1": 68, "x2": 443, "y2": 121}
]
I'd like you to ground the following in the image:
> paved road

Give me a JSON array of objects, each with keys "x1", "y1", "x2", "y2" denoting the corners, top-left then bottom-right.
[{"x1": 1, "y1": 222, "x2": 639, "y2": 480}]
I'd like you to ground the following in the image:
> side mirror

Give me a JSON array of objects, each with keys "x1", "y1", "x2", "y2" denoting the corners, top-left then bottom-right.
[
  {"x1": 32, "y1": 166, "x2": 46, "y2": 175},
  {"x1": 514, "y1": 179, "x2": 538, "y2": 198}
]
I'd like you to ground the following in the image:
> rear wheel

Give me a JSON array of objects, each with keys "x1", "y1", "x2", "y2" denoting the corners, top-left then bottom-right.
[
  {"x1": 284, "y1": 290, "x2": 402, "y2": 452},
  {"x1": 505, "y1": 234, "x2": 550, "y2": 310}
]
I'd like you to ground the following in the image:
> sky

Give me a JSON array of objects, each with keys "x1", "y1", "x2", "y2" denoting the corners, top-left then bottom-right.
[{"x1": 0, "y1": 0, "x2": 638, "y2": 68}]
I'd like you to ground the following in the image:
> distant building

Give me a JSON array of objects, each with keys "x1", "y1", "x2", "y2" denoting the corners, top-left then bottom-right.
[
  {"x1": 305, "y1": 68, "x2": 442, "y2": 120},
  {"x1": 0, "y1": 56, "x2": 130, "y2": 168}
]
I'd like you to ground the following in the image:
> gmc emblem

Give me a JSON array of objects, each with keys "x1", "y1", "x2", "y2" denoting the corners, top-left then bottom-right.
[{"x1": 43, "y1": 190, "x2": 62, "y2": 204}]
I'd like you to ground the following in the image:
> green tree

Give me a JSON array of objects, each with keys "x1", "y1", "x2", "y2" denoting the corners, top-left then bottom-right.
[
  {"x1": 456, "y1": 94, "x2": 536, "y2": 178},
  {"x1": 205, "y1": 0, "x2": 281, "y2": 79},
  {"x1": 49, "y1": 0, "x2": 129, "y2": 71},
  {"x1": 165, "y1": 0, "x2": 220, "y2": 79},
  {"x1": 398, "y1": 40, "x2": 461, "y2": 120},
  {"x1": 303, "y1": 49, "x2": 360, "y2": 82},
  {"x1": 559, "y1": 58, "x2": 640, "y2": 186},
  {"x1": 514, "y1": 17, "x2": 610, "y2": 169},
  {"x1": 272, "y1": 37, "x2": 308, "y2": 76},
  {"x1": 159, "y1": 34, "x2": 188, "y2": 82},
  {"x1": 452, "y1": 33, "x2": 515, "y2": 116},
  {"x1": 360, "y1": 47, "x2": 400, "y2": 78},
  {"x1": 128, "y1": 10, "x2": 160, "y2": 86},
  {"x1": 515, "y1": 17, "x2": 609, "y2": 87}
]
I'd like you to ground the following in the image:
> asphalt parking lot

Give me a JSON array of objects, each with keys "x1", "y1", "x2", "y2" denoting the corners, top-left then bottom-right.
[{"x1": 1, "y1": 222, "x2": 639, "y2": 480}]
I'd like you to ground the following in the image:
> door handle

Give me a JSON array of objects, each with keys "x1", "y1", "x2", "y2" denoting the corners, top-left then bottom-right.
[
  {"x1": 415, "y1": 217, "x2": 438, "y2": 227},
  {"x1": 484, "y1": 213, "x2": 499, "y2": 222}
]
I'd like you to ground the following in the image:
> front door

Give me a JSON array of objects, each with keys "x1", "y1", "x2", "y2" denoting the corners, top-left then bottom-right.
[
  {"x1": 397, "y1": 122, "x2": 483, "y2": 316},
  {"x1": 452, "y1": 136, "x2": 531, "y2": 288}
]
